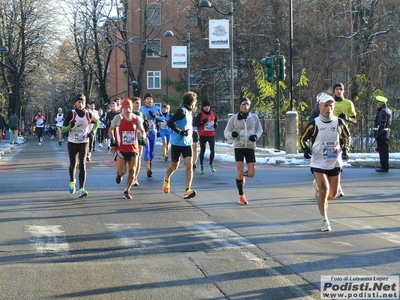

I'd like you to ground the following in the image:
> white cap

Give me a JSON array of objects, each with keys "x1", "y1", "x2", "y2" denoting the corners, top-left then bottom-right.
[{"x1": 316, "y1": 92, "x2": 334, "y2": 103}]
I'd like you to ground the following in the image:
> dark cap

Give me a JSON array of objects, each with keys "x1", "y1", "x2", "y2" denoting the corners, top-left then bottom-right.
[
  {"x1": 144, "y1": 93, "x2": 153, "y2": 99},
  {"x1": 333, "y1": 82, "x2": 345, "y2": 90},
  {"x1": 239, "y1": 97, "x2": 250, "y2": 105},
  {"x1": 75, "y1": 94, "x2": 86, "y2": 101},
  {"x1": 201, "y1": 100, "x2": 211, "y2": 108}
]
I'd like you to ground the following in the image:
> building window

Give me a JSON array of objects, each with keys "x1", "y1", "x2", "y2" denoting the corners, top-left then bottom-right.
[
  {"x1": 187, "y1": 6, "x2": 197, "y2": 27},
  {"x1": 146, "y1": 39, "x2": 161, "y2": 58},
  {"x1": 147, "y1": 71, "x2": 161, "y2": 89},
  {"x1": 146, "y1": 6, "x2": 161, "y2": 27}
]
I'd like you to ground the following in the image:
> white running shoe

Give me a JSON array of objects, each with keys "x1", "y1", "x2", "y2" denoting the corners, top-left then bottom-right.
[
  {"x1": 321, "y1": 219, "x2": 331, "y2": 232},
  {"x1": 337, "y1": 186, "x2": 345, "y2": 197}
]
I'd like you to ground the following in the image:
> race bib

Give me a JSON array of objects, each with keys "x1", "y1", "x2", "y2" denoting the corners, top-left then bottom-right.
[
  {"x1": 322, "y1": 141, "x2": 339, "y2": 159},
  {"x1": 122, "y1": 131, "x2": 135, "y2": 145}
]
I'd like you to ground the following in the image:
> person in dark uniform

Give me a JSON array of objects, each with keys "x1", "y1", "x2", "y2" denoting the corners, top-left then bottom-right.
[{"x1": 374, "y1": 95, "x2": 392, "y2": 172}]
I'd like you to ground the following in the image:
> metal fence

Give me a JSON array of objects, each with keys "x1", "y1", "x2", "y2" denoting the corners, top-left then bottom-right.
[{"x1": 216, "y1": 115, "x2": 400, "y2": 153}]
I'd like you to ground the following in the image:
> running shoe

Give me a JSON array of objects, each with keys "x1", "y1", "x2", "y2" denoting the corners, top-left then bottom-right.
[
  {"x1": 59, "y1": 141, "x2": 62, "y2": 146},
  {"x1": 78, "y1": 188, "x2": 88, "y2": 198},
  {"x1": 38, "y1": 142, "x2": 41, "y2": 146},
  {"x1": 193, "y1": 163, "x2": 197, "y2": 170},
  {"x1": 313, "y1": 179, "x2": 319, "y2": 198},
  {"x1": 209, "y1": 164, "x2": 216, "y2": 172},
  {"x1": 239, "y1": 194, "x2": 248, "y2": 205},
  {"x1": 69, "y1": 181, "x2": 76, "y2": 194},
  {"x1": 133, "y1": 178, "x2": 139, "y2": 186},
  {"x1": 163, "y1": 177, "x2": 170, "y2": 194},
  {"x1": 164, "y1": 154, "x2": 169, "y2": 161},
  {"x1": 87, "y1": 153, "x2": 91, "y2": 162},
  {"x1": 337, "y1": 186, "x2": 344, "y2": 197},
  {"x1": 116, "y1": 174, "x2": 122, "y2": 184},
  {"x1": 123, "y1": 189, "x2": 132, "y2": 200},
  {"x1": 199, "y1": 165, "x2": 204, "y2": 174},
  {"x1": 183, "y1": 189, "x2": 197, "y2": 199},
  {"x1": 147, "y1": 168, "x2": 153, "y2": 178},
  {"x1": 320, "y1": 218, "x2": 331, "y2": 232}
]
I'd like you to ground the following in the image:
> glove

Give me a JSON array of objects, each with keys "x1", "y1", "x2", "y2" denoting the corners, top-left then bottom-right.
[
  {"x1": 248, "y1": 135, "x2": 258, "y2": 142},
  {"x1": 69, "y1": 120, "x2": 76, "y2": 128},
  {"x1": 149, "y1": 111, "x2": 156, "y2": 119},
  {"x1": 110, "y1": 139, "x2": 117, "y2": 147},
  {"x1": 202, "y1": 118, "x2": 209, "y2": 124},
  {"x1": 338, "y1": 113, "x2": 347, "y2": 120},
  {"x1": 303, "y1": 147, "x2": 312, "y2": 159},
  {"x1": 157, "y1": 131, "x2": 161, "y2": 138},
  {"x1": 231, "y1": 131, "x2": 239, "y2": 138},
  {"x1": 138, "y1": 136, "x2": 147, "y2": 146},
  {"x1": 179, "y1": 129, "x2": 189, "y2": 136},
  {"x1": 342, "y1": 149, "x2": 349, "y2": 160}
]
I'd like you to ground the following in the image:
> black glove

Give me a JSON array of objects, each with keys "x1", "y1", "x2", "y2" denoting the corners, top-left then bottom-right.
[
  {"x1": 138, "y1": 136, "x2": 146, "y2": 146},
  {"x1": 231, "y1": 131, "x2": 239, "y2": 138},
  {"x1": 202, "y1": 118, "x2": 209, "y2": 124},
  {"x1": 342, "y1": 148, "x2": 349, "y2": 160},
  {"x1": 69, "y1": 120, "x2": 76, "y2": 128},
  {"x1": 157, "y1": 131, "x2": 161, "y2": 138},
  {"x1": 338, "y1": 113, "x2": 347, "y2": 120},
  {"x1": 248, "y1": 135, "x2": 258, "y2": 142},
  {"x1": 179, "y1": 129, "x2": 189, "y2": 136},
  {"x1": 149, "y1": 111, "x2": 156, "y2": 119},
  {"x1": 303, "y1": 147, "x2": 312, "y2": 159},
  {"x1": 110, "y1": 139, "x2": 117, "y2": 147}
]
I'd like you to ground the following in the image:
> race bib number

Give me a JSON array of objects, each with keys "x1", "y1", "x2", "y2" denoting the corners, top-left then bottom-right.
[
  {"x1": 122, "y1": 131, "x2": 135, "y2": 145},
  {"x1": 322, "y1": 141, "x2": 339, "y2": 159},
  {"x1": 204, "y1": 120, "x2": 214, "y2": 132},
  {"x1": 74, "y1": 130, "x2": 86, "y2": 142}
]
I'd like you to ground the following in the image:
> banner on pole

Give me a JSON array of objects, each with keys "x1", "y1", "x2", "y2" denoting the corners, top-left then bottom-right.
[
  {"x1": 209, "y1": 19, "x2": 229, "y2": 49},
  {"x1": 171, "y1": 46, "x2": 187, "y2": 69}
]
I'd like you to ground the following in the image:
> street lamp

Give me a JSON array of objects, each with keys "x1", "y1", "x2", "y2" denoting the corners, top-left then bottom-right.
[
  {"x1": 164, "y1": 30, "x2": 191, "y2": 92},
  {"x1": 0, "y1": 38, "x2": 8, "y2": 53},
  {"x1": 119, "y1": 63, "x2": 137, "y2": 97},
  {"x1": 146, "y1": 47, "x2": 169, "y2": 101},
  {"x1": 200, "y1": 0, "x2": 235, "y2": 113}
]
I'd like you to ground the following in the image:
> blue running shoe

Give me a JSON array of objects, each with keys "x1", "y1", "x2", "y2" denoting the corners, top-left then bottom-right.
[
  {"x1": 69, "y1": 181, "x2": 76, "y2": 194},
  {"x1": 78, "y1": 188, "x2": 88, "y2": 198}
]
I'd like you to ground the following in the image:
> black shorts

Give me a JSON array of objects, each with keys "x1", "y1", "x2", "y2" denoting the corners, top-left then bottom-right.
[
  {"x1": 234, "y1": 148, "x2": 256, "y2": 163},
  {"x1": 311, "y1": 167, "x2": 341, "y2": 176},
  {"x1": 192, "y1": 130, "x2": 199, "y2": 143},
  {"x1": 114, "y1": 151, "x2": 138, "y2": 161},
  {"x1": 170, "y1": 145, "x2": 192, "y2": 162}
]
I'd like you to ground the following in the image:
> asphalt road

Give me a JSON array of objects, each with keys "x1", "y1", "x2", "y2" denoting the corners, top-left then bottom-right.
[{"x1": 0, "y1": 138, "x2": 399, "y2": 299}]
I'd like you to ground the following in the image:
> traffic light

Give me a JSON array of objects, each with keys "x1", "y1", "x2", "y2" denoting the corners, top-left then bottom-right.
[
  {"x1": 278, "y1": 55, "x2": 286, "y2": 81},
  {"x1": 260, "y1": 57, "x2": 275, "y2": 83}
]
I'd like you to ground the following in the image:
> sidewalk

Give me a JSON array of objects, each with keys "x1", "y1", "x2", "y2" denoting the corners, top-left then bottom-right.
[{"x1": 0, "y1": 136, "x2": 25, "y2": 157}]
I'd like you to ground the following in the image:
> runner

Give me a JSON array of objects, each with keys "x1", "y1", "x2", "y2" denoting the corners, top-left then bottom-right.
[
  {"x1": 62, "y1": 94, "x2": 99, "y2": 198},
  {"x1": 223, "y1": 97, "x2": 263, "y2": 205},
  {"x1": 108, "y1": 98, "x2": 146, "y2": 199},
  {"x1": 162, "y1": 91, "x2": 197, "y2": 199},
  {"x1": 55, "y1": 108, "x2": 65, "y2": 146},
  {"x1": 299, "y1": 92, "x2": 351, "y2": 231}
]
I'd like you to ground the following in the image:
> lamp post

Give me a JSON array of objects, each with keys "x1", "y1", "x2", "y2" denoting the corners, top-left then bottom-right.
[
  {"x1": 119, "y1": 63, "x2": 130, "y2": 97},
  {"x1": 164, "y1": 30, "x2": 191, "y2": 92},
  {"x1": 146, "y1": 47, "x2": 169, "y2": 101},
  {"x1": 200, "y1": 0, "x2": 235, "y2": 114}
]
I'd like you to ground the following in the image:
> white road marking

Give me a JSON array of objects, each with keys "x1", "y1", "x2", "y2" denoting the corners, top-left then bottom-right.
[
  {"x1": 105, "y1": 223, "x2": 154, "y2": 248},
  {"x1": 334, "y1": 218, "x2": 400, "y2": 245},
  {"x1": 178, "y1": 221, "x2": 255, "y2": 249},
  {"x1": 26, "y1": 225, "x2": 69, "y2": 255}
]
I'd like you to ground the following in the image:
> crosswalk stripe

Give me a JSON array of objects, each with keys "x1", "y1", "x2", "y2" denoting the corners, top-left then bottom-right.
[{"x1": 26, "y1": 225, "x2": 69, "y2": 255}]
